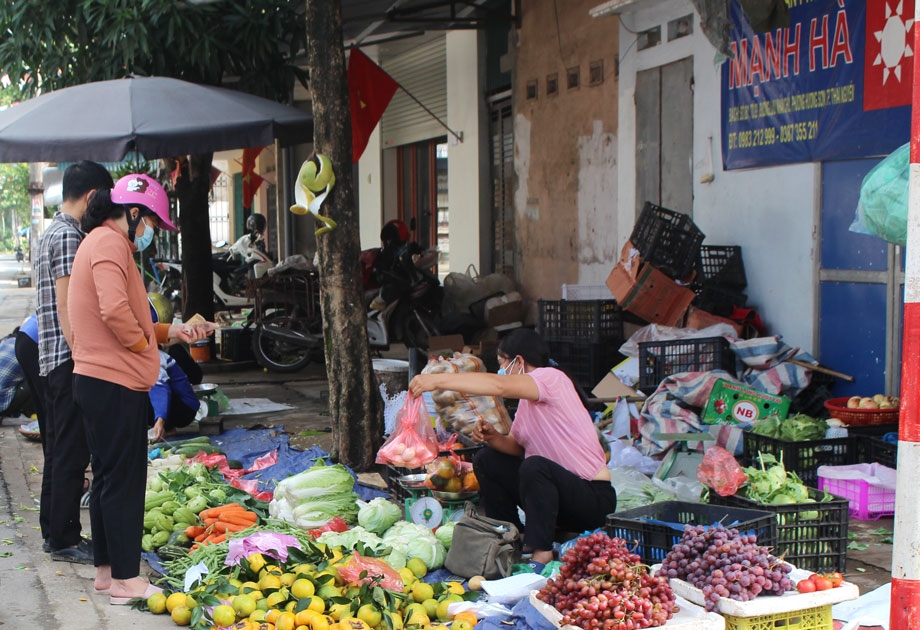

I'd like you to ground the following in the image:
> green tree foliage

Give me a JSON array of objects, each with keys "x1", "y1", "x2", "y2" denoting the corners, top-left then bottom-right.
[{"x1": 0, "y1": 161, "x2": 29, "y2": 252}]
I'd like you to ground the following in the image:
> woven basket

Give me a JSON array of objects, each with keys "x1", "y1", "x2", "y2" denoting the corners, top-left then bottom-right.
[{"x1": 824, "y1": 397, "x2": 899, "y2": 426}]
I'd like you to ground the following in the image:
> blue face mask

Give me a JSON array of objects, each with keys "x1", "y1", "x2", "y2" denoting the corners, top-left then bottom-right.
[
  {"x1": 497, "y1": 357, "x2": 516, "y2": 376},
  {"x1": 134, "y1": 219, "x2": 155, "y2": 251}
]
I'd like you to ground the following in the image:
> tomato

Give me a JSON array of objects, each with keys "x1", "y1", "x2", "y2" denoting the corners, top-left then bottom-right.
[
  {"x1": 825, "y1": 572, "x2": 844, "y2": 588},
  {"x1": 796, "y1": 579, "x2": 817, "y2": 593},
  {"x1": 812, "y1": 576, "x2": 834, "y2": 591}
]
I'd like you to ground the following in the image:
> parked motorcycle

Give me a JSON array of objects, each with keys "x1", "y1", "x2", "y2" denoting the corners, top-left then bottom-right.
[
  {"x1": 15, "y1": 246, "x2": 23, "y2": 263},
  {"x1": 365, "y1": 250, "x2": 443, "y2": 350}
]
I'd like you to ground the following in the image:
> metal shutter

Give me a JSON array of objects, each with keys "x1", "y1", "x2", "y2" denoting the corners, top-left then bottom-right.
[{"x1": 381, "y1": 37, "x2": 447, "y2": 148}]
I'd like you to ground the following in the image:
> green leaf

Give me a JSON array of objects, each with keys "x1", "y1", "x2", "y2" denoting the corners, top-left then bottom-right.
[{"x1": 847, "y1": 541, "x2": 869, "y2": 551}]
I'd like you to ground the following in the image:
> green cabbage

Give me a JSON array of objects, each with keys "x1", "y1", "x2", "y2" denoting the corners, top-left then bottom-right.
[
  {"x1": 317, "y1": 526, "x2": 385, "y2": 552},
  {"x1": 434, "y1": 522, "x2": 455, "y2": 550},
  {"x1": 271, "y1": 461, "x2": 360, "y2": 529},
  {"x1": 357, "y1": 498, "x2": 402, "y2": 535},
  {"x1": 276, "y1": 461, "x2": 356, "y2": 502},
  {"x1": 382, "y1": 520, "x2": 447, "y2": 569}
]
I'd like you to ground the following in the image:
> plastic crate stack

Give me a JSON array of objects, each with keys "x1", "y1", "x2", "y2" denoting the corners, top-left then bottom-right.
[
  {"x1": 691, "y1": 244, "x2": 748, "y2": 317},
  {"x1": 629, "y1": 202, "x2": 705, "y2": 281},
  {"x1": 537, "y1": 299, "x2": 626, "y2": 391}
]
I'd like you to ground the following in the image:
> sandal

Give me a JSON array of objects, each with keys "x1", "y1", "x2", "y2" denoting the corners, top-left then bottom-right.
[
  {"x1": 80, "y1": 478, "x2": 92, "y2": 509},
  {"x1": 109, "y1": 579, "x2": 161, "y2": 606}
]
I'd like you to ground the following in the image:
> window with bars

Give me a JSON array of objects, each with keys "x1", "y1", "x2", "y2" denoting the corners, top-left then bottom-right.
[{"x1": 489, "y1": 96, "x2": 514, "y2": 277}]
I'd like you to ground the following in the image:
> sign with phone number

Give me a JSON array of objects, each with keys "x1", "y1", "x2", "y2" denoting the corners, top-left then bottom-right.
[{"x1": 721, "y1": 0, "x2": 912, "y2": 170}]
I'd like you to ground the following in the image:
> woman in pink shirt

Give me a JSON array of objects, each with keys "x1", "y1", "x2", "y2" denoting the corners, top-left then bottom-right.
[
  {"x1": 409, "y1": 328, "x2": 617, "y2": 571},
  {"x1": 69, "y1": 174, "x2": 210, "y2": 604}
]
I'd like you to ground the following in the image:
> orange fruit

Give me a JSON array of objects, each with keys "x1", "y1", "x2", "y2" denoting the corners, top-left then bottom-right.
[
  {"x1": 461, "y1": 472, "x2": 479, "y2": 492},
  {"x1": 444, "y1": 477, "x2": 462, "y2": 493}
]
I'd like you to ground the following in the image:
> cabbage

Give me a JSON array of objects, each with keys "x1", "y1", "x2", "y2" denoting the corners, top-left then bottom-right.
[
  {"x1": 357, "y1": 498, "x2": 402, "y2": 535},
  {"x1": 434, "y1": 522, "x2": 455, "y2": 550},
  {"x1": 317, "y1": 526, "x2": 385, "y2": 552},
  {"x1": 276, "y1": 461, "x2": 356, "y2": 502},
  {"x1": 269, "y1": 461, "x2": 360, "y2": 529},
  {"x1": 291, "y1": 493, "x2": 360, "y2": 529},
  {"x1": 382, "y1": 521, "x2": 447, "y2": 569},
  {"x1": 382, "y1": 547, "x2": 408, "y2": 570}
]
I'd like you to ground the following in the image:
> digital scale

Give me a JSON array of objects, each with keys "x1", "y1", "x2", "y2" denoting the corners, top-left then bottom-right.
[{"x1": 397, "y1": 474, "x2": 477, "y2": 528}]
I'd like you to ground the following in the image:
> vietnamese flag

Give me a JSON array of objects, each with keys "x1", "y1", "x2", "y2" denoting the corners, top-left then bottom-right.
[
  {"x1": 348, "y1": 49, "x2": 400, "y2": 163},
  {"x1": 241, "y1": 147, "x2": 264, "y2": 210}
]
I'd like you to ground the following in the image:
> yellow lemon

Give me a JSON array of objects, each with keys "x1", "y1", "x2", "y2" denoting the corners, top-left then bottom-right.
[
  {"x1": 384, "y1": 610, "x2": 404, "y2": 630},
  {"x1": 327, "y1": 602, "x2": 351, "y2": 621},
  {"x1": 147, "y1": 591, "x2": 167, "y2": 614},
  {"x1": 467, "y1": 576, "x2": 485, "y2": 592},
  {"x1": 316, "y1": 583, "x2": 342, "y2": 600},
  {"x1": 291, "y1": 578, "x2": 315, "y2": 600},
  {"x1": 262, "y1": 565, "x2": 284, "y2": 577},
  {"x1": 266, "y1": 608, "x2": 282, "y2": 624},
  {"x1": 280, "y1": 572, "x2": 297, "y2": 587},
  {"x1": 451, "y1": 621, "x2": 473, "y2": 630},
  {"x1": 286, "y1": 600, "x2": 299, "y2": 612},
  {"x1": 234, "y1": 593, "x2": 258, "y2": 618},
  {"x1": 295, "y1": 609, "x2": 322, "y2": 627},
  {"x1": 166, "y1": 592, "x2": 190, "y2": 613},
  {"x1": 170, "y1": 605, "x2": 192, "y2": 626},
  {"x1": 260, "y1": 573, "x2": 283, "y2": 591},
  {"x1": 248, "y1": 552, "x2": 268, "y2": 575},
  {"x1": 435, "y1": 599, "x2": 453, "y2": 622},
  {"x1": 421, "y1": 598, "x2": 439, "y2": 620},
  {"x1": 406, "y1": 558, "x2": 427, "y2": 579},
  {"x1": 212, "y1": 604, "x2": 237, "y2": 627},
  {"x1": 356, "y1": 604, "x2": 382, "y2": 628},
  {"x1": 405, "y1": 611, "x2": 430, "y2": 627},
  {"x1": 256, "y1": 598, "x2": 269, "y2": 611},
  {"x1": 266, "y1": 590, "x2": 289, "y2": 608},
  {"x1": 276, "y1": 611, "x2": 298, "y2": 630},
  {"x1": 250, "y1": 609, "x2": 268, "y2": 623},
  {"x1": 398, "y1": 568, "x2": 417, "y2": 589},
  {"x1": 411, "y1": 581, "x2": 434, "y2": 603},
  {"x1": 294, "y1": 563, "x2": 317, "y2": 577},
  {"x1": 442, "y1": 582, "x2": 464, "y2": 595},
  {"x1": 305, "y1": 595, "x2": 326, "y2": 613},
  {"x1": 452, "y1": 612, "x2": 478, "y2": 627},
  {"x1": 338, "y1": 618, "x2": 371, "y2": 630}
]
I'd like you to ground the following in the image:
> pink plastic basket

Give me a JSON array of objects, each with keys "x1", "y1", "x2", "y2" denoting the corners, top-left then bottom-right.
[{"x1": 817, "y1": 463, "x2": 896, "y2": 520}]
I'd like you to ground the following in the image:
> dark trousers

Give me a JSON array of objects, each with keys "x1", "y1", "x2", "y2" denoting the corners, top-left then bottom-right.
[
  {"x1": 473, "y1": 448, "x2": 618, "y2": 552},
  {"x1": 15, "y1": 332, "x2": 49, "y2": 538},
  {"x1": 74, "y1": 374, "x2": 150, "y2": 579},
  {"x1": 45, "y1": 360, "x2": 91, "y2": 549}
]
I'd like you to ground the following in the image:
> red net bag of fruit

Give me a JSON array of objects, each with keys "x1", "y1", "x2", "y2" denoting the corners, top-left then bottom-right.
[
  {"x1": 375, "y1": 394, "x2": 439, "y2": 468},
  {"x1": 696, "y1": 445, "x2": 747, "y2": 496}
]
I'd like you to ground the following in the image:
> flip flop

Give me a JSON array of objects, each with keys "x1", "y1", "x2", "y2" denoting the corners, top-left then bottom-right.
[
  {"x1": 93, "y1": 586, "x2": 110, "y2": 595},
  {"x1": 109, "y1": 580, "x2": 161, "y2": 606}
]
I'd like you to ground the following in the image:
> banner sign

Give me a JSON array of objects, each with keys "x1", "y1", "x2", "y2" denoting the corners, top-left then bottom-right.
[{"x1": 722, "y1": 0, "x2": 913, "y2": 170}]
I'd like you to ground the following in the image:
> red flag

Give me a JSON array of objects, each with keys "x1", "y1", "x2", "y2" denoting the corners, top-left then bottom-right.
[
  {"x1": 348, "y1": 49, "x2": 400, "y2": 163},
  {"x1": 241, "y1": 147, "x2": 264, "y2": 209},
  {"x1": 864, "y1": 0, "x2": 915, "y2": 111}
]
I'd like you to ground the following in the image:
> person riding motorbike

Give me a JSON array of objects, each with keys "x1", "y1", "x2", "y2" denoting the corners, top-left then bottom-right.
[
  {"x1": 15, "y1": 245, "x2": 24, "y2": 262},
  {"x1": 222, "y1": 213, "x2": 272, "y2": 293},
  {"x1": 368, "y1": 220, "x2": 431, "y2": 312}
]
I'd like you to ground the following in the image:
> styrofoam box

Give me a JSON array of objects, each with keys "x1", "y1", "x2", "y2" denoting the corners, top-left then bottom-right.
[
  {"x1": 663, "y1": 565, "x2": 859, "y2": 618},
  {"x1": 561, "y1": 284, "x2": 611, "y2": 300},
  {"x1": 529, "y1": 591, "x2": 725, "y2": 630}
]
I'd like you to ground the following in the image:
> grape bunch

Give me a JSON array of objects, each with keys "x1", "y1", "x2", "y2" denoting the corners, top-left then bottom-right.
[
  {"x1": 656, "y1": 523, "x2": 793, "y2": 611},
  {"x1": 536, "y1": 531, "x2": 676, "y2": 629}
]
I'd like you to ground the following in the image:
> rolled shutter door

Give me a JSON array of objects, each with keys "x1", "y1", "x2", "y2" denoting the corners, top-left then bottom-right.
[{"x1": 381, "y1": 36, "x2": 447, "y2": 147}]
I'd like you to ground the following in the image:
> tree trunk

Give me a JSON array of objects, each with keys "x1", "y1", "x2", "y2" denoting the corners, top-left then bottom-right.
[
  {"x1": 305, "y1": 0, "x2": 382, "y2": 470},
  {"x1": 174, "y1": 153, "x2": 216, "y2": 324}
]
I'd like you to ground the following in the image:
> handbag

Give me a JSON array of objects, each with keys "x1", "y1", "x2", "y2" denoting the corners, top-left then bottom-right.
[{"x1": 444, "y1": 502, "x2": 522, "y2": 579}]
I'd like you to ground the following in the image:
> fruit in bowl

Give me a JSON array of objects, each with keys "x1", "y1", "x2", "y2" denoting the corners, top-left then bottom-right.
[{"x1": 846, "y1": 394, "x2": 899, "y2": 410}]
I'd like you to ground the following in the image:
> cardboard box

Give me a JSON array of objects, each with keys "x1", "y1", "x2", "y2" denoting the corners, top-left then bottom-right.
[
  {"x1": 702, "y1": 379, "x2": 791, "y2": 425},
  {"x1": 484, "y1": 291, "x2": 523, "y2": 329},
  {"x1": 591, "y1": 371, "x2": 639, "y2": 399},
  {"x1": 606, "y1": 244, "x2": 695, "y2": 326},
  {"x1": 428, "y1": 334, "x2": 466, "y2": 353}
]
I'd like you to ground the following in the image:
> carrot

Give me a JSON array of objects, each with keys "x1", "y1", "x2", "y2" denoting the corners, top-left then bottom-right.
[
  {"x1": 204, "y1": 532, "x2": 226, "y2": 545},
  {"x1": 185, "y1": 525, "x2": 206, "y2": 539},
  {"x1": 189, "y1": 544, "x2": 200, "y2": 553},
  {"x1": 209, "y1": 521, "x2": 250, "y2": 534},
  {"x1": 194, "y1": 530, "x2": 210, "y2": 543},
  {"x1": 198, "y1": 503, "x2": 242, "y2": 520},
  {"x1": 202, "y1": 516, "x2": 219, "y2": 526},
  {"x1": 218, "y1": 511, "x2": 258, "y2": 526}
]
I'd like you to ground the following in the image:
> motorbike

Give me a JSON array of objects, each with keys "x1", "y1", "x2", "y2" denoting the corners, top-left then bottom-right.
[
  {"x1": 15, "y1": 246, "x2": 24, "y2": 263},
  {"x1": 249, "y1": 248, "x2": 443, "y2": 373},
  {"x1": 152, "y1": 235, "x2": 273, "y2": 314}
]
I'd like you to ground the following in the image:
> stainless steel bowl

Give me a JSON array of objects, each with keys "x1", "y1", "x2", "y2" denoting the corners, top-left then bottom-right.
[
  {"x1": 397, "y1": 474, "x2": 429, "y2": 489},
  {"x1": 432, "y1": 490, "x2": 477, "y2": 501},
  {"x1": 193, "y1": 383, "x2": 219, "y2": 396}
]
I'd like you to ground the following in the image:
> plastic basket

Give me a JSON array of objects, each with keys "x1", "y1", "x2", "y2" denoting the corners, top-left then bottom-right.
[
  {"x1": 722, "y1": 604, "x2": 832, "y2": 630},
  {"x1": 637, "y1": 336, "x2": 735, "y2": 392},
  {"x1": 692, "y1": 284, "x2": 748, "y2": 318},
  {"x1": 817, "y1": 462, "x2": 896, "y2": 520},
  {"x1": 537, "y1": 299, "x2": 626, "y2": 343},
  {"x1": 710, "y1": 487, "x2": 849, "y2": 572},
  {"x1": 604, "y1": 501, "x2": 775, "y2": 565},
  {"x1": 741, "y1": 432, "x2": 852, "y2": 488},
  {"x1": 862, "y1": 435, "x2": 898, "y2": 469},
  {"x1": 824, "y1": 397, "x2": 900, "y2": 426},
  {"x1": 547, "y1": 339, "x2": 624, "y2": 391},
  {"x1": 561, "y1": 284, "x2": 611, "y2": 300},
  {"x1": 629, "y1": 202, "x2": 705, "y2": 280},
  {"x1": 697, "y1": 245, "x2": 747, "y2": 289}
]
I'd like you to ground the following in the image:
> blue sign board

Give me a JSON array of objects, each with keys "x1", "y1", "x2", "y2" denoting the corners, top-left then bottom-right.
[{"x1": 722, "y1": 0, "x2": 913, "y2": 170}]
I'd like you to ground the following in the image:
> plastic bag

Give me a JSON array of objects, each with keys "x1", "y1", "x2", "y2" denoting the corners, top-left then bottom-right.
[
  {"x1": 423, "y1": 353, "x2": 512, "y2": 443},
  {"x1": 307, "y1": 515, "x2": 350, "y2": 539},
  {"x1": 696, "y1": 445, "x2": 747, "y2": 496},
  {"x1": 375, "y1": 394, "x2": 440, "y2": 468},
  {"x1": 850, "y1": 142, "x2": 909, "y2": 246},
  {"x1": 337, "y1": 551, "x2": 404, "y2": 591}
]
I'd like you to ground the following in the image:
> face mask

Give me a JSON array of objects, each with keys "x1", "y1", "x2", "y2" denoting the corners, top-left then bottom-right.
[
  {"x1": 497, "y1": 357, "x2": 516, "y2": 376},
  {"x1": 134, "y1": 219, "x2": 155, "y2": 251}
]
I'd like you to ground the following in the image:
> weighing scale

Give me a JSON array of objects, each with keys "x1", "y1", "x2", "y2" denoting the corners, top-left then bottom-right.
[{"x1": 396, "y1": 474, "x2": 478, "y2": 527}]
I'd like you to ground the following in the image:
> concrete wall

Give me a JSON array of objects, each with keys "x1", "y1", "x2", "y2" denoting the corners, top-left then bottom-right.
[
  {"x1": 512, "y1": 0, "x2": 621, "y2": 318},
  {"x1": 614, "y1": 0, "x2": 819, "y2": 351}
]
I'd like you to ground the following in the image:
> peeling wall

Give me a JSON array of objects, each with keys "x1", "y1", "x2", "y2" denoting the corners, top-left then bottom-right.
[{"x1": 512, "y1": 0, "x2": 620, "y2": 319}]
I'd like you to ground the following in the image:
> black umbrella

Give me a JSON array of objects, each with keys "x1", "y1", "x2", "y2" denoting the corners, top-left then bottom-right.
[{"x1": 0, "y1": 76, "x2": 312, "y2": 162}]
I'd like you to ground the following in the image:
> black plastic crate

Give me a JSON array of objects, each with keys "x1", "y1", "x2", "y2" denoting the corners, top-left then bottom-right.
[
  {"x1": 637, "y1": 336, "x2": 735, "y2": 392},
  {"x1": 863, "y1": 436, "x2": 897, "y2": 469},
  {"x1": 629, "y1": 202, "x2": 705, "y2": 280},
  {"x1": 710, "y1": 487, "x2": 849, "y2": 572},
  {"x1": 548, "y1": 340, "x2": 624, "y2": 391},
  {"x1": 537, "y1": 299, "x2": 626, "y2": 343},
  {"x1": 605, "y1": 501, "x2": 775, "y2": 565},
  {"x1": 692, "y1": 284, "x2": 748, "y2": 318},
  {"x1": 382, "y1": 465, "x2": 425, "y2": 503},
  {"x1": 218, "y1": 327, "x2": 254, "y2": 362},
  {"x1": 697, "y1": 245, "x2": 746, "y2": 289},
  {"x1": 742, "y1": 432, "x2": 853, "y2": 488},
  {"x1": 789, "y1": 383, "x2": 835, "y2": 418}
]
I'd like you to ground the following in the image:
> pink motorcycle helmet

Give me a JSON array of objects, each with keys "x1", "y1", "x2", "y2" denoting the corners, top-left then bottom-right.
[{"x1": 111, "y1": 173, "x2": 177, "y2": 232}]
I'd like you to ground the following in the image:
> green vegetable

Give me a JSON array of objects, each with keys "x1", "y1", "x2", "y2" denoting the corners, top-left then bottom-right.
[
  {"x1": 160, "y1": 500, "x2": 181, "y2": 516},
  {"x1": 186, "y1": 495, "x2": 209, "y2": 514},
  {"x1": 382, "y1": 521, "x2": 447, "y2": 570},
  {"x1": 157, "y1": 544, "x2": 190, "y2": 560},
  {"x1": 269, "y1": 461, "x2": 360, "y2": 529},
  {"x1": 144, "y1": 490, "x2": 174, "y2": 511},
  {"x1": 316, "y1": 526, "x2": 385, "y2": 552},
  {"x1": 276, "y1": 461, "x2": 356, "y2": 501},
  {"x1": 357, "y1": 498, "x2": 402, "y2": 535},
  {"x1": 141, "y1": 534, "x2": 155, "y2": 553},
  {"x1": 750, "y1": 413, "x2": 827, "y2": 441},
  {"x1": 172, "y1": 507, "x2": 198, "y2": 525},
  {"x1": 434, "y1": 522, "x2": 455, "y2": 550},
  {"x1": 150, "y1": 530, "x2": 170, "y2": 548}
]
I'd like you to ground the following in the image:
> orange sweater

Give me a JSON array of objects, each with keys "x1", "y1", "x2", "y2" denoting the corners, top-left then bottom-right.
[{"x1": 69, "y1": 220, "x2": 169, "y2": 392}]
